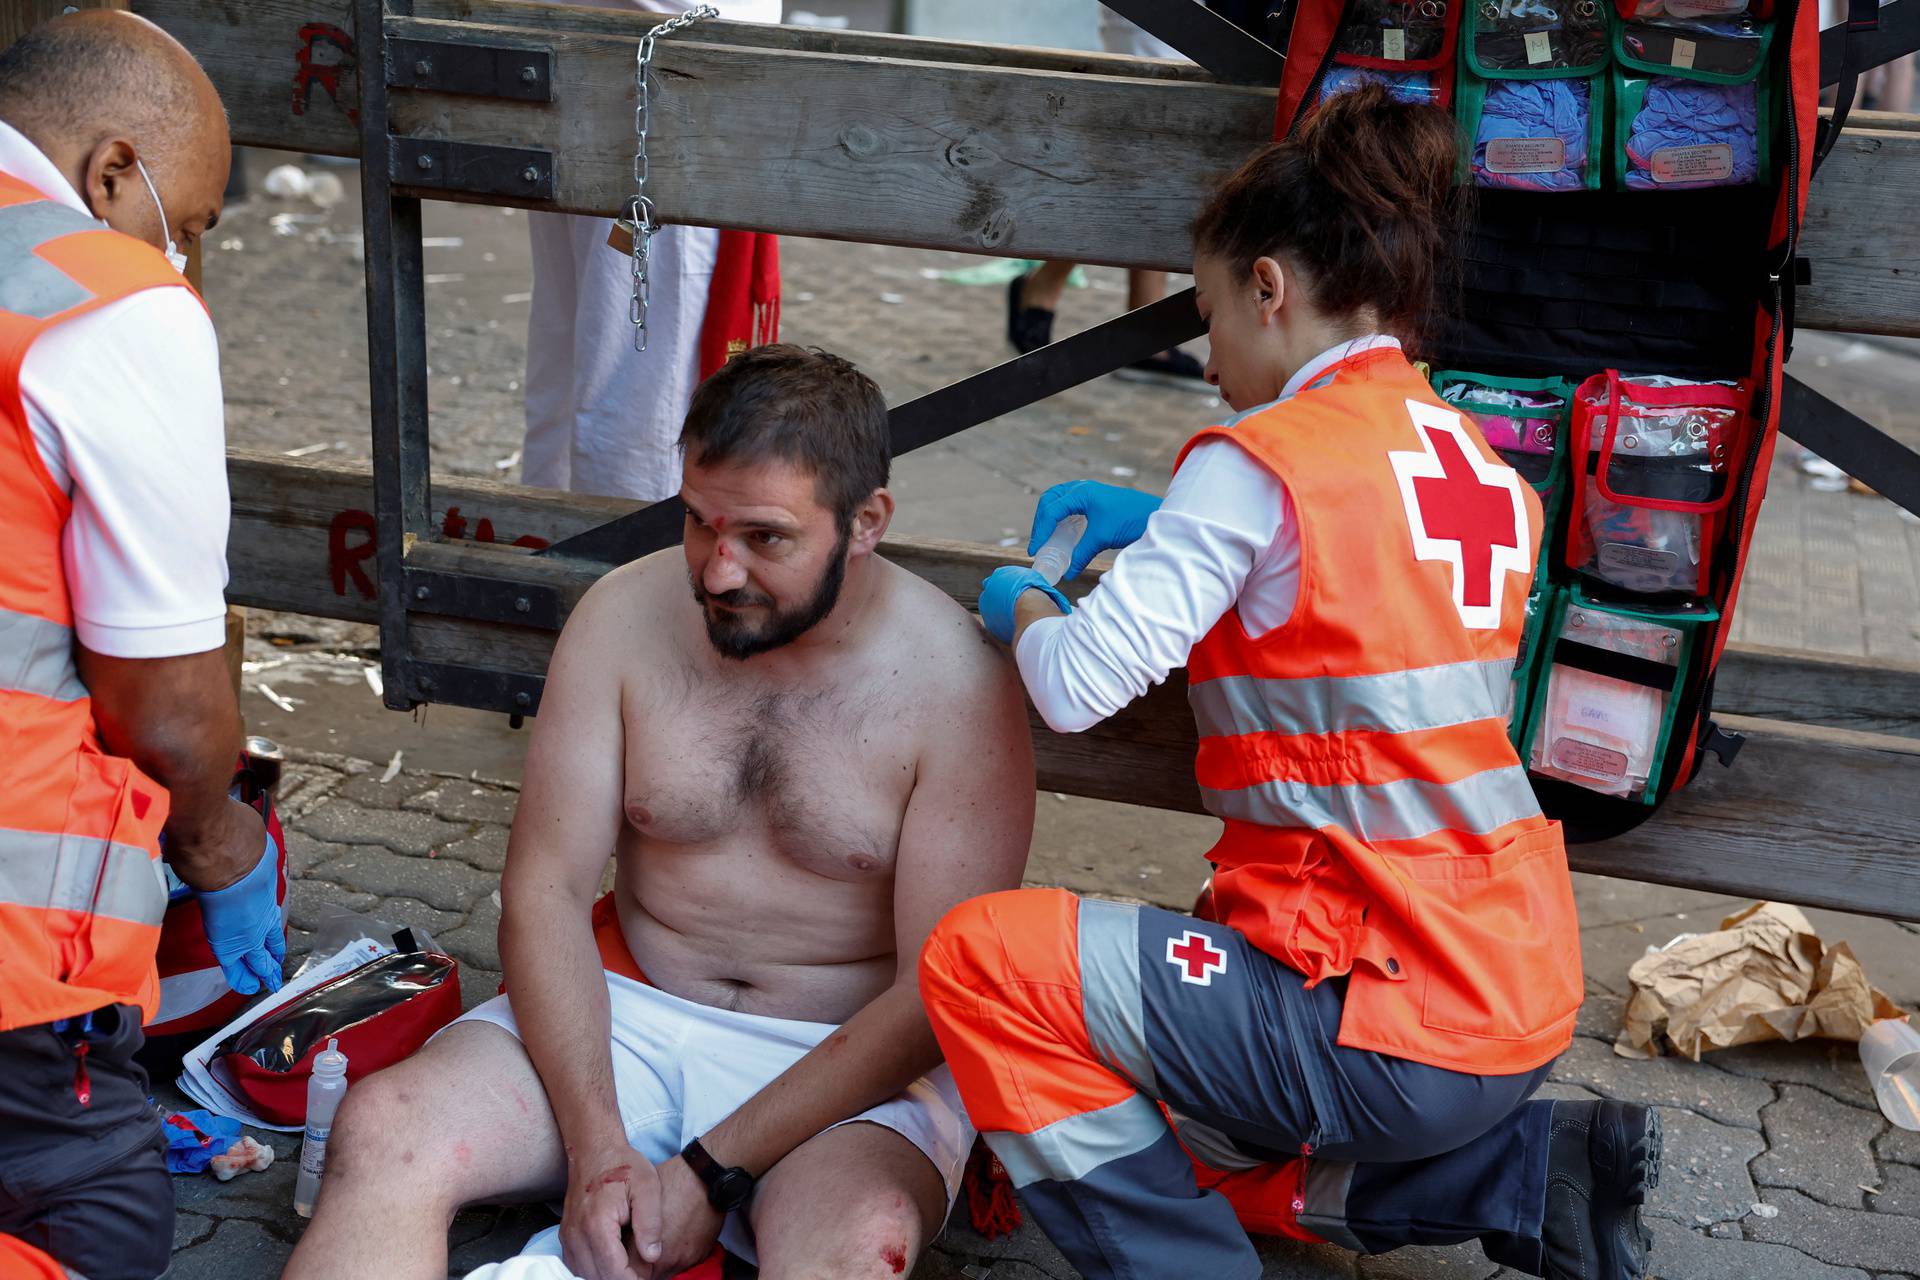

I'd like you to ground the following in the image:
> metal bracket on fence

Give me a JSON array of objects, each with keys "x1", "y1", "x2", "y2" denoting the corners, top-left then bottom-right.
[
  {"x1": 391, "y1": 137, "x2": 555, "y2": 200},
  {"x1": 402, "y1": 569, "x2": 563, "y2": 630},
  {"x1": 387, "y1": 37, "x2": 555, "y2": 100},
  {"x1": 408, "y1": 660, "x2": 547, "y2": 714}
]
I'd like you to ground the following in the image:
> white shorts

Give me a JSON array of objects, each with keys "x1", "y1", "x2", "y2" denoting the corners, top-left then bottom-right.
[{"x1": 453, "y1": 969, "x2": 973, "y2": 1273}]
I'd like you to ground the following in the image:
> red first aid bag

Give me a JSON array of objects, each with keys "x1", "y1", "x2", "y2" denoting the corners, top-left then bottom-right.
[{"x1": 211, "y1": 940, "x2": 461, "y2": 1126}]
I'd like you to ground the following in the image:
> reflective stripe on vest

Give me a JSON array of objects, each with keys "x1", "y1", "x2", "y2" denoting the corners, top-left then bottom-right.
[
  {"x1": 0, "y1": 825, "x2": 167, "y2": 926},
  {"x1": 0, "y1": 606, "x2": 87, "y2": 702},
  {"x1": 1199, "y1": 764, "x2": 1543, "y2": 844},
  {"x1": 1188, "y1": 658, "x2": 1514, "y2": 742},
  {"x1": 0, "y1": 199, "x2": 99, "y2": 319}
]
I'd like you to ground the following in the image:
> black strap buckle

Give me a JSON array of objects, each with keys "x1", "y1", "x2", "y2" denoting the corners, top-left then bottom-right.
[{"x1": 1698, "y1": 719, "x2": 1747, "y2": 769}]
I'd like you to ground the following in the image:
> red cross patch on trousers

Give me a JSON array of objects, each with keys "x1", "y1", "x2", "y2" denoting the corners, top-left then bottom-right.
[
  {"x1": 1388, "y1": 400, "x2": 1529, "y2": 630},
  {"x1": 1167, "y1": 930, "x2": 1228, "y2": 986}
]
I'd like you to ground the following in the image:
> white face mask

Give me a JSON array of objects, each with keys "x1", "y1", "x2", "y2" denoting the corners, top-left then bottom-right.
[{"x1": 133, "y1": 157, "x2": 189, "y2": 275}]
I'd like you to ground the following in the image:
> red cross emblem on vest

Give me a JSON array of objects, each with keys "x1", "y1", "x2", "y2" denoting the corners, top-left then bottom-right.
[
  {"x1": 1388, "y1": 401, "x2": 1530, "y2": 630},
  {"x1": 1166, "y1": 930, "x2": 1228, "y2": 986}
]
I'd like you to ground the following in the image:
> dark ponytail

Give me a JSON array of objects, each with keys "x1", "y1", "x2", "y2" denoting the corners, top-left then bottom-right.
[{"x1": 1191, "y1": 83, "x2": 1465, "y2": 354}]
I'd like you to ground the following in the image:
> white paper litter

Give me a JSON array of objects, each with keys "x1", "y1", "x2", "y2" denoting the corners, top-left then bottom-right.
[
  {"x1": 421, "y1": 236, "x2": 465, "y2": 249},
  {"x1": 379, "y1": 750, "x2": 404, "y2": 784},
  {"x1": 494, "y1": 449, "x2": 522, "y2": 472},
  {"x1": 283, "y1": 443, "x2": 331, "y2": 458},
  {"x1": 262, "y1": 164, "x2": 311, "y2": 198},
  {"x1": 256, "y1": 684, "x2": 298, "y2": 713},
  {"x1": 177, "y1": 936, "x2": 390, "y2": 1129},
  {"x1": 364, "y1": 666, "x2": 384, "y2": 698},
  {"x1": 500, "y1": 291, "x2": 533, "y2": 304}
]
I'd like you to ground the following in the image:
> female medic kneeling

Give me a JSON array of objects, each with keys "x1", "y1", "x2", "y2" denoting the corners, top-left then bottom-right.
[{"x1": 919, "y1": 84, "x2": 1660, "y2": 1280}]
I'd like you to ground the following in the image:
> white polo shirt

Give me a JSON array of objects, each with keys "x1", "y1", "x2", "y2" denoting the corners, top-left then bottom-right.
[{"x1": 1, "y1": 121, "x2": 230, "y2": 658}]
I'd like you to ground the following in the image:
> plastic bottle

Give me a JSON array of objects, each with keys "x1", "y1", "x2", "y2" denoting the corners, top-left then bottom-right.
[
  {"x1": 293, "y1": 1038, "x2": 349, "y2": 1217},
  {"x1": 1030, "y1": 514, "x2": 1088, "y2": 586},
  {"x1": 1861, "y1": 1016, "x2": 1920, "y2": 1131}
]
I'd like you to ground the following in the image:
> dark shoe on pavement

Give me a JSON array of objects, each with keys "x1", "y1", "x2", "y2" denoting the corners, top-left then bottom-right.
[
  {"x1": 1541, "y1": 1100, "x2": 1661, "y2": 1280},
  {"x1": 1008, "y1": 272, "x2": 1056, "y2": 354},
  {"x1": 1114, "y1": 348, "x2": 1212, "y2": 392}
]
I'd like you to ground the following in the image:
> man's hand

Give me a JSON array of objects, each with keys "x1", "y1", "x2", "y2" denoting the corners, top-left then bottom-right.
[
  {"x1": 652, "y1": 1156, "x2": 725, "y2": 1276},
  {"x1": 562, "y1": 1149, "x2": 664, "y2": 1280},
  {"x1": 194, "y1": 809, "x2": 284, "y2": 995}
]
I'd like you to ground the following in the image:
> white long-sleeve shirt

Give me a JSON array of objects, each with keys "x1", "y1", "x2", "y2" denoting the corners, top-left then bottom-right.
[{"x1": 1015, "y1": 336, "x2": 1402, "y2": 733}]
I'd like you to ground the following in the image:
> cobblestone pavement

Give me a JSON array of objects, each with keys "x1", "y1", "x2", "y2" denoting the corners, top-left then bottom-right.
[{"x1": 160, "y1": 738, "x2": 1920, "y2": 1280}]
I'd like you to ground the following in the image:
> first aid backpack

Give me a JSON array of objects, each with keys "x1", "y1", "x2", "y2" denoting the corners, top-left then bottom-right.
[{"x1": 1268, "y1": 0, "x2": 1831, "y2": 839}]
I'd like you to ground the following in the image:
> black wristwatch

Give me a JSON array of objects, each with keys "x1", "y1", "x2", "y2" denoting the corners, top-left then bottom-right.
[{"x1": 680, "y1": 1137, "x2": 755, "y2": 1212}]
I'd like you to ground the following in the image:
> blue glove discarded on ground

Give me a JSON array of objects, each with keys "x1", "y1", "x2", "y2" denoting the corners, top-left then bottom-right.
[
  {"x1": 1027, "y1": 480, "x2": 1162, "y2": 582},
  {"x1": 196, "y1": 829, "x2": 285, "y2": 997},
  {"x1": 979, "y1": 566, "x2": 1070, "y2": 645}
]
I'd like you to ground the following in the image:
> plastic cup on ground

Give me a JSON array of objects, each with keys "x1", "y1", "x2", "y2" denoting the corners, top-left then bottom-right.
[{"x1": 1861, "y1": 1016, "x2": 1920, "y2": 1130}]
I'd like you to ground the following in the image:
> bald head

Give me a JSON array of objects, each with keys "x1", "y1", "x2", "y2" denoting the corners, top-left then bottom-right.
[{"x1": 0, "y1": 10, "x2": 229, "y2": 261}]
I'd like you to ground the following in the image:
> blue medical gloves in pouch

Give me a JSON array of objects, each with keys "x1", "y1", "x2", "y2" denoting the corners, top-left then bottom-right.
[
  {"x1": 1460, "y1": 1, "x2": 1611, "y2": 192},
  {"x1": 1613, "y1": 3, "x2": 1774, "y2": 189},
  {"x1": 1316, "y1": 0, "x2": 1462, "y2": 109}
]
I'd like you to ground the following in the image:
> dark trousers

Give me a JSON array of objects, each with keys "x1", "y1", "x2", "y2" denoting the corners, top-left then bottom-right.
[
  {"x1": 0, "y1": 1005, "x2": 173, "y2": 1280},
  {"x1": 923, "y1": 891, "x2": 1561, "y2": 1280}
]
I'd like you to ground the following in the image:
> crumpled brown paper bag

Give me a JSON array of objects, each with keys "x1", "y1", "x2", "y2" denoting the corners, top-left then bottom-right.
[{"x1": 1614, "y1": 902, "x2": 1907, "y2": 1060}]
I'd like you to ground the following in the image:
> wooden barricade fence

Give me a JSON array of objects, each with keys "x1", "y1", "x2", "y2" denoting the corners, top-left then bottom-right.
[{"x1": 97, "y1": 1, "x2": 1920, "y2": 920}]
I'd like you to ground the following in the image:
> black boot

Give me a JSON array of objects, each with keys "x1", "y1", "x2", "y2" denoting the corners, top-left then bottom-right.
[
  {"x1": 1007, "y1": 272, "x2": 1055, "y2": 354},
  {"x1": 1540, "y1": 1100, "x2": 1661, "y2": 1280}
]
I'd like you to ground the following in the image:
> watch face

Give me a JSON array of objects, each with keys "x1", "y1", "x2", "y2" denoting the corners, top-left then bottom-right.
[{"x1": 713, "y1": 1168, "x2": 754, "y2": 1212}]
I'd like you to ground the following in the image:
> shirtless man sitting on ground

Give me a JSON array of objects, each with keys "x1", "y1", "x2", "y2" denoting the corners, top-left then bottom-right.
[{"x1": 283, "y1": 346, "x2": 1036, "y2": 1280}]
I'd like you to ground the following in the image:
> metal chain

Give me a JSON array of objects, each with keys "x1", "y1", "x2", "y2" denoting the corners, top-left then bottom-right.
[{"x1": 629, "y1": 4, "x2": 718, "y2": 351}]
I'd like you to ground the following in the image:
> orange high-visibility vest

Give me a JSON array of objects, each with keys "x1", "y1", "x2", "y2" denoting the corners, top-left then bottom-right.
[
  {"x1": 0, "y1": 172, "x2": 185, "y2": 1032},
  {"x1": 1180, "y1": 345, "x2": 1581, "y2": 1075}
]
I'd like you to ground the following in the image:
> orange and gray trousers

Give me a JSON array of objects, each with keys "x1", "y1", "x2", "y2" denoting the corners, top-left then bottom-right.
[{"x1": 921, "y1": 889, "x2": 1561, "y2": 1279}]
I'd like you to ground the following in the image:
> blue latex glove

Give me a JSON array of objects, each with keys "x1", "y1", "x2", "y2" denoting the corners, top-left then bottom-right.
[
  {"x1": 1027, "y1": 480, "x2": 1163, "y2": 583},
  {"x1": 979, "y1": 566, "x2": 1070, "y2": 645},
  {"x1": 196, "y1": 829, "x2": 285, "y2": 996}
]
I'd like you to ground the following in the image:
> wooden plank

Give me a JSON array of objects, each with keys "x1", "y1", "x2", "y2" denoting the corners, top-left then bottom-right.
[
  {"x1": 1569, "y1": 717, "x2": 1920, "y2": 922},
  {"x1": 0, "y1": 0, "x2": 126, "y2": 50},
  {"x1": 228, "y1": 455, "x2": 1920, "y2": 919},
  {"x1": 1710, "y1": 643, "x2": 1920, "y2": 739},
  {"x1": 133, "y1": 0, "x2": 1920, "y2": 332},
  {"x1": 1797, "y1": 124, "x2": 1920, "y2": 338},
  {"x1": 379, "y1": 16, "x2": 1270, "y2": 271},
  {"x1": 230, "y1": 452, "x2": 1920, "y2": 736}
]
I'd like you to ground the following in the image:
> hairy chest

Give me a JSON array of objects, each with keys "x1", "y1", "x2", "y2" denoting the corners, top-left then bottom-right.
[{"x1": 622, "y1": 677, "x2": 916, "y2": 881}]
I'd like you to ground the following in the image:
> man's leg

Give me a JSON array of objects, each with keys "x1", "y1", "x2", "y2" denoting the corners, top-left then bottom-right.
[
  {"x1": 748, "y1": 1121, "x2": 950, "y2": 1280},
  {"x1": 282, "y1": 1022, "x2": 568, "y2": 1280},
  {"x1": 0, "y1": 1006, "x2": 172, "y2": 1280}
]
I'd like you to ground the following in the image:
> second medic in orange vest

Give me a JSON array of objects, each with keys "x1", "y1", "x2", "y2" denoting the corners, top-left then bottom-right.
[{"x1": 936, "y1": 84, "x2": 1662, "y2": 1280}]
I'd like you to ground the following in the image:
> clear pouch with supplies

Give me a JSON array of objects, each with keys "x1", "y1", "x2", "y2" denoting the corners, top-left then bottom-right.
[
  {"x1": 1612, "y1": 14, "x2": 1772, "y2": 190},
  {"x1": 1567, "y1": 371, "x2": 1748, "y2": 599},
  {"x1": 1457, "y1": 71, "x2": 1607, "y2": 191},
  {"x1": 1320, "y1": 0, "x2": 1463, "y2": 107},
  {"x1": 1521, "y1": 588, "x2": 1716, "y2": 803},
  {"x1": 1466, "y1": 0, "x2": 1612, "y2": 77},
  {"x1": 1436, "y1": 370, "x2": 1573, "y2": 574}
]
